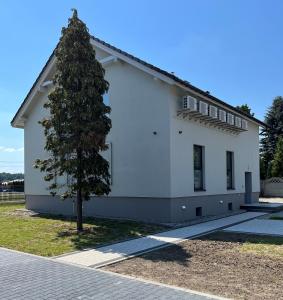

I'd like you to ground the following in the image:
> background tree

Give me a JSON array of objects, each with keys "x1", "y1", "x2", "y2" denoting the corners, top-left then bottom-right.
[
  {"x1": 271, "y1": 137, "x2": 283, "y2": 177},
  {"x1": 0, "y1": 172, "x2": 24, "y2": 182},
  {"x1": 260, "y1": 96, "x2": 283, "y2": 178},
  {"x1": 259, "y1": 157, "x2": 266, "y2": 180},
  {"x1": 35, "y1": 9, "x2": 111, "y2": 232},
  {"x1": 235, "y1": 104, "x2": 254, "y2": 116}
]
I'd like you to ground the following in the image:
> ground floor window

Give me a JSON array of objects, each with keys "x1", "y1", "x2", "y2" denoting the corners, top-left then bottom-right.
[
  {"x1": 226, "y1": 151, "x2": 234, "y2": 189},
  {"x1": 194, "y1": 145, "x2": 204, "y2": 191}
]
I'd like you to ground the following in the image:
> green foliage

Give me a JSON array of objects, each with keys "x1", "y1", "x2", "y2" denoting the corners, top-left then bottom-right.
[
  {"x1": 0, "y1": 173, "x2": 24, "y2": 183},
  {"x1": 35, "y1": 10, "x2": 111, "y2": 229},
  {"x1": 260, "y1": 96, "x2": 283, "y2": 178},
  {"x1": 235, "y1": 104, "x2": 254, "y2": 116},
  {"x1": 271, "y1": 137, "x2": 283, "y2": 177},
  {"x1": 260, "y1": 157, "x2": 266, "y2": 180}
]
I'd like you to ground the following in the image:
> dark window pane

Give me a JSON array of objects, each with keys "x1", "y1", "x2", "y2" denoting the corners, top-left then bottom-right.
[
  {"x1": 226, "y1": 151, "x2": 233, "y2": 189},
  {"x1": 194, "y1": 170, "x2": 202, "y2": 190},
  {"x1": 194, "y1": 147, "x2": 202, "y2": 169},
  {"x1": 194, "y1": 145, "x2": 204, "y2": 190}
]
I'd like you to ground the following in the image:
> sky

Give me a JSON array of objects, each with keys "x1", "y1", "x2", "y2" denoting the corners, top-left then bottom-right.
[{"x1": 0, "y1": 0, "x2": 283, "y2": 173}]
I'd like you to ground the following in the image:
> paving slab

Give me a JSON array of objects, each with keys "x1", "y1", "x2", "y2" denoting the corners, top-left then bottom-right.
[
  {"x1": 224, "y1": 218, "x2": 283, "y2": 236},
  {"x1": 56, "y1": 212, "x2": 265, "y2": 268},
  {"x1": 0, "y1": 247, "x2": 221, "y2": 300}
]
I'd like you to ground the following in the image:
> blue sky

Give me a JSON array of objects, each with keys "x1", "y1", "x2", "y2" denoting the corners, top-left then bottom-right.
[{"x1": 1, "y1": 0, "x2": 283, "y2": 173}]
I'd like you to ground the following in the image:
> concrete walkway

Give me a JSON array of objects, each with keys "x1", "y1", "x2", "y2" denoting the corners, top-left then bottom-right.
[
  {"x1": 56, "y1": 212, "x2": 265, "y2": 268},
  {"x1": 224, "y1": 218, "x2": 283, "y2": 236},
  {"x1": 260, "y1": 197, "x2": 283, "y2": 204},
  {"x1": 241, "y1": 202, "x2": 283, "y2": 212},
  {"x1": 0, "y1": 247, "x2": 220, "y2": 300}
]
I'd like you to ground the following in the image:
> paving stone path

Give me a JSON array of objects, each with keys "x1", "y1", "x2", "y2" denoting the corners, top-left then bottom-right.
[{"x1": 0, "y1": 247, "x2": 217, "y2": 300}]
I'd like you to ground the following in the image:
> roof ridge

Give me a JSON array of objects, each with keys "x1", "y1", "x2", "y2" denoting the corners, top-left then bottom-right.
[{"x1": 12, "y1": 35, "x2": 266, "y2": 128}]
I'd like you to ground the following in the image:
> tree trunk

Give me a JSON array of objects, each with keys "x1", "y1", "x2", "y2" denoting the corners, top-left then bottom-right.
[
  {"x1": 76, "y1": 147, "x2": 83, "y2": 232},
  {"x1": 76, "y1": 187, "x2": 83, "y2": 232}
]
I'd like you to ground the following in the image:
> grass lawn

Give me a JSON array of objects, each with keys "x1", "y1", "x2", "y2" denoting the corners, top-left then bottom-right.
[
  {"x1": 104, "y1": 231, "x2": 283, "y2": 300},
  {"x1": 239, "y1": 233, "x2": 283, "y2": 258},
  {"x1": 269, "y1": 216, "x2": 283, "y2": 221},
  {"x1": 0, "y1": 203, "x2": 165, "y2": 257}
]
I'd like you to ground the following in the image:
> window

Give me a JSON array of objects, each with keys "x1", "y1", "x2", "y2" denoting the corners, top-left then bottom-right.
[
  {"x1": 226, "y1": 151, "x2": 234, "y2": 189},
  {"x1": 196, "y1": 207, "x2": 202, "y2": 217},
  {"x1": 228, "y1": 202, "x2": 233, "y2": 211},
  {"x1": 194, "y1": 145, "x2": 204, "y2": 191}
]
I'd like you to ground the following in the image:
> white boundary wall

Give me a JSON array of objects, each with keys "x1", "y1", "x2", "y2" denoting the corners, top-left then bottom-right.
[{"x1": 262, "y1": 178, "x2": 283, "y2": 197}]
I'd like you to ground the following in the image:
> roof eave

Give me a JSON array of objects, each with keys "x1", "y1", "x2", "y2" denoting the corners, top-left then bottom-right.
[
  {"x1": 175, "y1": 81, "x2": 266, "y2": 128},
  {"x1": 90, "y1": 36, "x2": 266, "y2": 128},
  {"x1": 11, "y1": 51, "x2": 56, "y2": 128}
]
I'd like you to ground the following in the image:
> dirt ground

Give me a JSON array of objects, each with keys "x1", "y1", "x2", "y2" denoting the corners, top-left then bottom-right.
[{"x1": 103, "y1": 232, "x2": 283, "y2": 300}]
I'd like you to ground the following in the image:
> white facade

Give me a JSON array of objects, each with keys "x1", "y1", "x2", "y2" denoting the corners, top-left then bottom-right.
[
  {"x1": 12, "y1": 38, "x2": 262, "y2": 222},
  {"x1": 170, "y1": 103, "x2": 260, "y2": 197}
]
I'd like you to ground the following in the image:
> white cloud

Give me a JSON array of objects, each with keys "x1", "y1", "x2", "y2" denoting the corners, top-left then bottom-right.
[
  {"x1": 0, "y1": 162, "x2": 24, "y2": 173},
  {"x1": 0, "y1": 146, "x2": 24, "y2": 153}
]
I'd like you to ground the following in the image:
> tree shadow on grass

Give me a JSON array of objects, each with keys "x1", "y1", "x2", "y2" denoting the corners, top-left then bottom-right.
[
  {"x1": 63, "y1": 225, "x2": 192, "y2": 265},
  {"x1": 31, "y1": 212, "x2": 172, "y2": 251},
  {"x1": 32, "y1": 213, "x2": 192, "y2": 265}
]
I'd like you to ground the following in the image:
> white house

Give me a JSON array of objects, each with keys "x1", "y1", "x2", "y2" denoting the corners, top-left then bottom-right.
[{"x1": 11, "y1": 36, "x2": 265, "y2": 223}]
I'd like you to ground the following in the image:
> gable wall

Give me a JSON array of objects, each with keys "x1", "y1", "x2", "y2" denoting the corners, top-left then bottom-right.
[
  {"x1": 103, "y1": 58, "x2": 172, "y2": 197},
  {"x1": 24, "y1": 47, "x2": 172, "y2": 198}
]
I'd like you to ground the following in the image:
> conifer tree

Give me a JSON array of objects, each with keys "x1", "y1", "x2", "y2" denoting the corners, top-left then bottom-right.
[
  {"x1": 235, "y1": 104, "x2": 254, "y2": 116},
  {"x1": 260, "y1": 96, "x2": 283, "y2": 178},
  {"x1": 35, "y1": 9, "x2": 111, "y2": 232},
  {"x1": 271, "y1": 138, "x2": 283, "y2": 177}
]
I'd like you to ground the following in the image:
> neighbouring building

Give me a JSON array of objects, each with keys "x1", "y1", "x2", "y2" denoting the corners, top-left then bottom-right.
[{"x1": 11, "y1": 36, "x2": 265, "y2": 223}]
